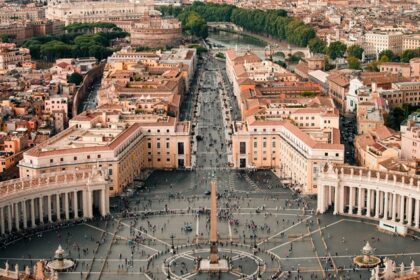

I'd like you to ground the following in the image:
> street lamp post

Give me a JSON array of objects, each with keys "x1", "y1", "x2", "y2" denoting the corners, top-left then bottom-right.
[
  {"x1": 170, "y1": 234, "x2": 176, "y2": 254},
  {"x1": 166, "y1": 261, "x2": 171, "y2": 279}
]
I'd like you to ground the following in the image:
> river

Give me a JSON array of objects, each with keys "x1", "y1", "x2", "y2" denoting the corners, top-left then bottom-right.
[{"x1": 207, "y1": 30, "x2": 285, "y2": 61}]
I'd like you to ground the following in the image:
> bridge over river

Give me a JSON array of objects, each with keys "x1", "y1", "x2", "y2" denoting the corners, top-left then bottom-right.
[{"x1": 207, "y1": 21, "x2": 311, "y2": 58}]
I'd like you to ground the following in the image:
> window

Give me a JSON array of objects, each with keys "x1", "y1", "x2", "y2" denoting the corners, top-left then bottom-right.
[
  {"x1": 157, "y1": 142, "x2": 161, "y2": 149},
  {"x1": 263, "y1": 142, "x2": 266, "y2": 148},
  {"x1": 74, "y1": 156, "x2": 77, "y2": 160},
  {"x1": 178, "y1": 142, "x2": 184, "y2": 155},
  {"x1": 272, "y1": 141, "x2": 276, "y2": 148},
  {"x1": 60, "y1": 158, "x2": 63, "y2": 162},
  {"x1": 335, "y1": 153, "x2": 339, "y2": 157},
  {"x1": 166, "y1": 142, "x2": 170, "y2": 149},
  {"x1": 148, "y1": 142, "x2": 151, "y2": 149},
  {"x1": 254, "y1": 142, "x2": 257, "y2": 148},
  {"x1": 240, "y1": 142, "x2": 246, "y2": 154},
  {"x1": 97, "y1": 155, "x2": 101, "y2": 159},
  {"x1": 87, "y1": 155, "x2": 90, "y2": 159},
  {"x1": 50, "y1": 159, "x2": 53, "y2": 163},
  {"x1": 324, "y1": 153, "x2": 328, "y2": 156}
]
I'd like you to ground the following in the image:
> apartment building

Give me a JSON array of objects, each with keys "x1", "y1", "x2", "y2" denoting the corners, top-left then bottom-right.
[
  {"x1": 402, "y1": 34, "x2": 420, "y2": 51},
  {"x1": 231, "y1": 120, "x2": 344, "y2": 194},
  {"x1": 364, "y1": 31, "x2": 403, "y2": 55},
  {"x1": 401, "y1": 112, "x2": 420, "y2": 161},
  {"x1": 18, "y1": 111, "x2": 191, "y2": 195},
  {"x1": 379, "y1": 82, "x2": 420, "y2": 107},
  {"x1": 0, "y1": 43, "x2": 31, "y2": 71}
]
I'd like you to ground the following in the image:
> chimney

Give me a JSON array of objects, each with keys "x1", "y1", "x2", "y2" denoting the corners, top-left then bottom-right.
[{"x1": 371, "y1": 82, "x2": 377, "y2": 93}]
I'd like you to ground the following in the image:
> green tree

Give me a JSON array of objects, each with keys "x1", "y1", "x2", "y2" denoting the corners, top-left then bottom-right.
[
  {"x1": 366, "y1": 60, "x2": 380, "y2": 72},
  {"x1": 379, "y1": 49, "x2": 396, "y2": 62},
  {"x1": 0, "y1": 34, "x2": 16, "y2": 43},
  {"x1": 400, "y1": 48, "x2": 420, "y2": 63},
  {"x1": 67, "y1": 72, "x2": 84, "y2": 85},
  {"x1": 347, "y1": 45, "x2": 364, "y2": 59},
  {"x1": 308, "y1": 37, "x2": 326, "y2": 54},
  {"x1": 327, "y1": 41, "x2": 347, "y2": 60},
  {"x1": 347, "y1": 56, "x2": 361, "y2": 69}
]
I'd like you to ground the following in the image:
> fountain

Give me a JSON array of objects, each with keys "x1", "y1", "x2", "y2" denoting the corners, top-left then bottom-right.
[
  {"x1": 353, "y1": 241, "x2": 381, "y2": 268},
  {"x1": 46, "y1": 245, "x2": 75, "y2": 272}
]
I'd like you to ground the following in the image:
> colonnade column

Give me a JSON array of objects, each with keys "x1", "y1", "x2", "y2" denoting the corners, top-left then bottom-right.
[
  {"x1": 47, "y1": 195, "x2": 52, "y2": 223},
  {"x1": 328, "y1": 186, "x2": 333, "y2": 207},
  {"x1": 399, "y1": 195, "x2": 405, "y2": 223},
  {"x1": 100, "y1": 189, "x2": 107, "y2": 217},
  {"x1": 22, "y1": 200, "x2": 27, "y2": 229},
  {"x1": 7, "y1": 205, "x2": 12, "y2": 233},
  {"x1": 384, "y1": 192, "x2": 389, "y2": 220},
  {"x1": 83, "y1": 190, "x2": 93, "y2": 218},
  {"x1": 349, "y1": 187, "x2": 354, "y2": 214},
  {"x1": 39, "y1": 197, "x2": 43, "y2": 224},
  {"x1": 56, "y1": 194, "x2": 61, "y2": 221},
  {"x1": 357, "y1": 188, "x2": 363, "y2": 215},
  {"x1": 30, "y1": 199, "x2": 36, "y2": 227},
  {"x1": 333, "y1": 185, "x2": 339, "y2": 215},
  {"x1": 407, "y1": 197, "x2": 413, "y2": 226},
  {"x1": 0, "y1": 207, "x2": 4, "y2": 235},
  {"x1": 366, "y1": 189, "x2": 371, "y2": 217},
  {"x1": 74, "y1": 191, "x2": 79, "y2": 219},
  {"x1": 64, "y1": 193, "x2": 69, "y2": 220},
  {"x1": 415, "y1": 199, "x2": 419, "y2": 228},
  {"x1": 375, "y1": 190, "x2": 380, "y2": 218},
  {"x1": 15, "y1": 203, "x2": 20, "y2": 231},
  {"x1": 392, "y1": 193, "x2": 397, "y2": 222}
]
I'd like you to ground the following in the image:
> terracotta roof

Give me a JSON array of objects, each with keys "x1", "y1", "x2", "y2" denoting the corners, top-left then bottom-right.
[{"x1": 327, "y1": 73, "x2": 350, "y2": 87}]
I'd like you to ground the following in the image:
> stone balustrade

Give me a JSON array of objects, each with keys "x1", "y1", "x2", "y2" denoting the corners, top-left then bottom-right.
[
  {"x1": 317, "y1": 163, "x2": 420, "y2": 232},
  {"x1": 0, "y1": 168, "x2": 110, "y2": 234}
]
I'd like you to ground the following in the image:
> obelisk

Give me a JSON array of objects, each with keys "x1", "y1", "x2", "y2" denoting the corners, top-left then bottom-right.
[{"x1": 209, "y1": 180, "x2": 219, "y2": 264}]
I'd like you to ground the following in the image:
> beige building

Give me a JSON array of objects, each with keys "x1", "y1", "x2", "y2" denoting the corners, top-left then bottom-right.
[
  {"x1": 401, "y1": 112, "x2": 420, "y2": 162},
  {"x1": 379, "y1": 62, "x2": 411, "y2": 78},
  {"x1": 0, "y1": 43, "x2": 31, "y2": 71},
  {"x1": 231, "y1": 120, "x2": 344, "y2": 194},
  {"x1": 46, "y1": 0, "x2": 154, "y2": 25},
  {"x1": 19, "y1": 111, "x2": 191, "y2": 195},
  {"x1": 379, "y1": 82, "x2": 420, "y2": 108},
  {"x1": 364, "y1": 31, "x2": 403, "y2": 55},
  {"x1": 402, "y1": 34, "x2": 420, "y2": 51},
  {"x1": 225, "y1": 50, "x2": 297, "y2": 99}
]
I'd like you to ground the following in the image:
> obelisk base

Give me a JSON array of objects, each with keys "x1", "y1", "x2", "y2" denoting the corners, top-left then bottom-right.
[{"x1": 198, "y1": 259, "x2": 229, "y2": 272}]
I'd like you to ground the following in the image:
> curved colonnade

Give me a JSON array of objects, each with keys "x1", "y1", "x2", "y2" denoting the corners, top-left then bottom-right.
[
  {"x1": 0, "y1": 169, "x2": 110, "y2": 234},
  {"x1": 317, "y1": 164, "x2": 420, "y2": 232}
]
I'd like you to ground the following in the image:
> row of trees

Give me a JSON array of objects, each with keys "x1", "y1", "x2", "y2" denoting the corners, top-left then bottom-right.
[
  {"x1": 63, "y1": 22, "x2": 122, "y2": 33},
  {"x1": 21, "y1": 31, "x2": 128, "y2": 62},
  {"x1": 159, "y1": 2, "x2": 316, "y2": 47}
]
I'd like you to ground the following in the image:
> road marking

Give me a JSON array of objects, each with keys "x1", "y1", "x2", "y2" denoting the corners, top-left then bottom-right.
[
  {"x1": 195, "y1": 215, "x2": 200, "y2": 244},
  {"x1": 258, "y1": 216, "x2": 312, "y2": 246},
  {"x1": 268, "y1": 219, "x2": 344, "y2": 252},
  {"x1": 119, "y1": 221, "x2": 170, "y2": 247},
  {"x1": 228, "y1": 221, "x2": 232, "y2": 242}
]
